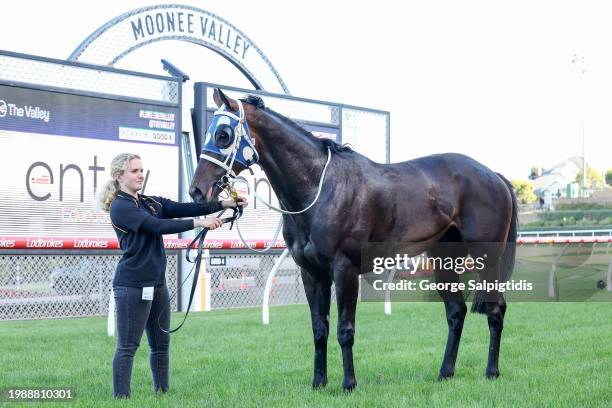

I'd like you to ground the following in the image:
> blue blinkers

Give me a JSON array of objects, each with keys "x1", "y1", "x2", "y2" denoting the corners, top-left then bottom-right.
[{"x1": 200, "y1": 102, "x2": 259, "y2": 172}]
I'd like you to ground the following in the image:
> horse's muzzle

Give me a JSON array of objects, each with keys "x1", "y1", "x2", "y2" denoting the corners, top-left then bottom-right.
[{"x1": 189, "y1": 186, "x2": 206, "y2": 204}]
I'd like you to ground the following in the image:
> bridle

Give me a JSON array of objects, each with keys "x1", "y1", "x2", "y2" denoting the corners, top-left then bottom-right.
[
  {"x1": 200, "y1": 99, "x2": 259, "y2": 190},
  {"x1": 200, "y1": 99, "x2": 332, "y2": 216}
]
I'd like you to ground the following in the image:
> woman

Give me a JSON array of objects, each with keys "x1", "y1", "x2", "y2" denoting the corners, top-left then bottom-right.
[{"x1": 98, "y1": 153, "x2": 246, "y2": 398}]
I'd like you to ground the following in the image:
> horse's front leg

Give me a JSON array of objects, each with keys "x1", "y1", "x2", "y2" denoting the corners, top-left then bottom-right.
[
  {"x1": 301, "y1": 268, "x2": 332, "y2": 388},
  {"x1": 333, "y1": 257, "x2": 360, "y2": 392}
]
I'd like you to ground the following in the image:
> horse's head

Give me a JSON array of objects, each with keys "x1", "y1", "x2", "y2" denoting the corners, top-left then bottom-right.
[{"x1": 189, "y1": 88, "x2": 262, "y2": 204}]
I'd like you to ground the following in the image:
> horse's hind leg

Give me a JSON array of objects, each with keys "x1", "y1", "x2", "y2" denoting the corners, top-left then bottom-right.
[
  {"x1": 485, "y1": 296, "x2": 506, "y2": 379},
  {"x1": 301, "y1": 268, "x2": 332, "y2": 388},
  {"x1": 333, "y1": 256, "x2": 359, "y2": 392},
  {"x1": 431, "y1": 235, "x2": 468, "y2": 380},
  {"x1": 438, "y1": 291, "x2": 467, "y2": 380},
  {"x1": 473, "y1": 250, "x2": 507, "y2": 379},
  {"x1": 461, "y1": 210, "x2": 512, "y2": 379}
]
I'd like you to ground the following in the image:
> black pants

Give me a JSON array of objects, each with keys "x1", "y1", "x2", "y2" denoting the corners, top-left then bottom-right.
[{"x1": 112, "y1": 284, "x2": 170, "y2": 398}]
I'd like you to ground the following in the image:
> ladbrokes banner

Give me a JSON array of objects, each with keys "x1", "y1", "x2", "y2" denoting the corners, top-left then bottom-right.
[{"x1": 0, "y1": 84, "x2": 179, "y2": 238}]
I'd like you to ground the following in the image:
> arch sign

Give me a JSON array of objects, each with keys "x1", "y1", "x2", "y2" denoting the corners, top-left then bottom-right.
[{"x1": 69, "y1": 4, "x2": 289, "y2": 94}]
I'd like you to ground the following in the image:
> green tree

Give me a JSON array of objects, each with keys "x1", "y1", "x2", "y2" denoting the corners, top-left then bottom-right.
[
  {"x1": 575, "y1": 165, "x2": 603, "y2": 187},
  {"x1": 605, "y1": 169, "x2": 612, "y2": 186},
  {"x1": 528, "y1": 166, "x2": 543, "y2": 180},
  {"x1": 511, "y1": 180, "x2": 537, "y2": 204}
]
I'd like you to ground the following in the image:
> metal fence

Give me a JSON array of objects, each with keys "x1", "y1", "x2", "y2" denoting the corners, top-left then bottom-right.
[
  {"x1": 518, "y1": 229, "x2": 612, "y2": 238},
  {"x1": 0, "y1": 252, "x2": 178, "y2": 321},
  {"x1": 0, "y1": 51, "x2": 179, "y2": 104},
  {"x1": 204, "y1": 252, "x2": 328, "y2": 310},
  {"x1": 0, "y1": 251, "x2": 320, "y2": 320}
]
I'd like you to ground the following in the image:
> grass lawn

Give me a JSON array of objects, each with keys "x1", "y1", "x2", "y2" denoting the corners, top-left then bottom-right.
[{"x1": 0, "y1": 302, "x2": 610, "y2": 407}]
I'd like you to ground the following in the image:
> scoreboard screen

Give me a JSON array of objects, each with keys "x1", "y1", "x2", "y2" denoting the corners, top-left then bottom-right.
[{"x1": 0, "y1": 83, "x2": 180, "y2": 238}]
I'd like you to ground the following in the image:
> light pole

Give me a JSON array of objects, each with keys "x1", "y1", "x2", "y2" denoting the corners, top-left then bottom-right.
[{"x1": 571, "y1": 53, "x2": 587, "y2": 197}]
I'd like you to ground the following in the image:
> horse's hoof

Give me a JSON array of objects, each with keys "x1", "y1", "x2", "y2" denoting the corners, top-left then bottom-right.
[
  {"x1": 438, "y1": 371, "x2": 455, "y2": 381},
  {"x1": 342, "y1": 378, "x2": 357, "y2": 393},
  {"x1": 486, "y1": 370, "x2": 500, "y2": 380},
  {"x1": 312, "y1": 375, "x2": 327, "y2": 389}
]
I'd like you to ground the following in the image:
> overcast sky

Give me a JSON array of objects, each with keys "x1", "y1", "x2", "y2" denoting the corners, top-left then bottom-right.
[{"x1": 1, "y1": 0, "x2": 611, "y2": 180}]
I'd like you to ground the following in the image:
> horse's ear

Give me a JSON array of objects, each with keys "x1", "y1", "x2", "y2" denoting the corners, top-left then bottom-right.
[{"x1": 213, "y1": 88, "x2": 238, "y2": 111}]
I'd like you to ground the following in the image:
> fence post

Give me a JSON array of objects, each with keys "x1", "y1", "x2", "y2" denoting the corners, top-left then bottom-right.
[
  {"x1": 607, "y1": 243, "x2": 612, "y2": 292},
  {"x1": 107, "y1": 288, "x2": 115, "y2": 337},
  {"x1": 262, "y1": 248, "x2": 290, "y2": 325},
  {"x1": 197, "y1": 250, "x2": 210, "y2": 311},
  {"x1": 384, "y1": 268, "x2": 397, "y2": 316}
]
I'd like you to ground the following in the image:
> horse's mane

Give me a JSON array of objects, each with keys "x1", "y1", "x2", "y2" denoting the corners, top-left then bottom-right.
[{"x1": 242, "y1": 95, "x2": 353, "y2": 154}]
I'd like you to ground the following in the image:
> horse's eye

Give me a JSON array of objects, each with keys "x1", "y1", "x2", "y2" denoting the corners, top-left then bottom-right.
[{"x1": 214, "y1": 124, "x2": 235, "y2": 149}]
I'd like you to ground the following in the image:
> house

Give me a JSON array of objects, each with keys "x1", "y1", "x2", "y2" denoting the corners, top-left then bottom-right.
[{"x1": 532, "y1": 157, "x2": 582, "y2": 208}]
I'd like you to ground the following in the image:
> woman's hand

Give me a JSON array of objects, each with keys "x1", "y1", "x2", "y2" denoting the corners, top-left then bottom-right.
[
  {"x1": 194, "y1": 217, "x2": 223, "y2": 230},
  {"x1": 221, "y1": 196, "x2": 248, "y2": 209}
]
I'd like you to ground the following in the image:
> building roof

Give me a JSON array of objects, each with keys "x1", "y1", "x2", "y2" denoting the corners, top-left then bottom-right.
[{"x1": 532, "y1": 156, "x2": 582, "y2": 195}]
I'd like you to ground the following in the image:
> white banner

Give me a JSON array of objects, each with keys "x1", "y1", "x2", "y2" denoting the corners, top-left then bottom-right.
[{"x1": 0, "y1": 130, "x2": 178, "y2": 238}]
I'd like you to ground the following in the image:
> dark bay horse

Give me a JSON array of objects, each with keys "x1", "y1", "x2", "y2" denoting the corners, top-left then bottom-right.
[{"x1": 190, "y1": 88, "x2": 517, "y2": 391}]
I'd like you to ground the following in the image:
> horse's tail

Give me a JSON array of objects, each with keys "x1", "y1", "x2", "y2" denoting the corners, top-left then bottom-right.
[
  {"x1": 498, "y1": 173, "x2": 518, "y2": 283},
  {"x1": 472, "y1": 173, "x2": 518, "y2": 314}
]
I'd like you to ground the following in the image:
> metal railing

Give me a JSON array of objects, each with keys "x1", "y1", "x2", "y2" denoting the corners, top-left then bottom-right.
[
  {"x1": 518, "y1": 229, "x2": 612, "y2": 238},
  {"x1": 0, "y1": 251, "x2": 178, "y2": 321}
]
